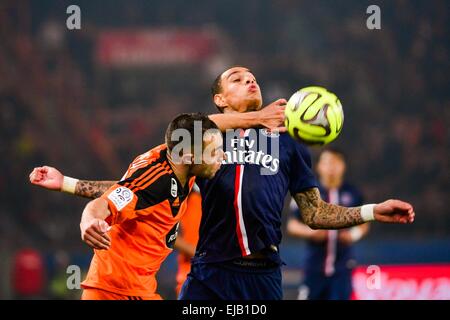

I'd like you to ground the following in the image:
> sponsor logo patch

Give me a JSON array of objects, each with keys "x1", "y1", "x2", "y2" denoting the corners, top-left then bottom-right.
[
  {"x1": 261, "y1": 128, "x2": 280, "y2": 138},
  {"x1": 108, "y1": 186, "x2": 133, "y2": 211}
]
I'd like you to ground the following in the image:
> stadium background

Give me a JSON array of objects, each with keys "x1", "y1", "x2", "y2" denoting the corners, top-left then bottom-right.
[{"x1": 0, "y1": 0, "x2": 448, "y2": 299}]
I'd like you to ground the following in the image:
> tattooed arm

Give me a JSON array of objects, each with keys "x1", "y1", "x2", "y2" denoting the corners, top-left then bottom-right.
[
  {"x1": 293, "y1": 188, "x2": 415, "y2": 229},
  {"x1": 29, "y1": 166, "x2": 115, "y2": 199},
  {"x1": 74, "y1": 180, "x2": 115, "y2": 199}
]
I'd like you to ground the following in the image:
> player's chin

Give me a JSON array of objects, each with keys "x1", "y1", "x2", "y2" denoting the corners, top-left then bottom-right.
[{"x1": 245, "y1": 97, "x2": 263, "y2": 111}]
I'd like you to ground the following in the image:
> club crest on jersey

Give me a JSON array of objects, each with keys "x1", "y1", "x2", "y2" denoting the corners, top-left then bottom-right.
[
  {"x1": 261, "y1": 129, "x2": 280, "y2": 138},
  {"x1": 171, "y1": 178, "x2": 178, "y2": 197}
]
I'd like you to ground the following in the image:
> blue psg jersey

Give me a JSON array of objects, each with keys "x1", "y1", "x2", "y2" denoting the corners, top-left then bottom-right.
[
  {"x1": 193, "y1": 129, "x2": 318, "y2": 265},
  {"x1": 290, "y1": 182, "x2": 363, "y2": 275}
]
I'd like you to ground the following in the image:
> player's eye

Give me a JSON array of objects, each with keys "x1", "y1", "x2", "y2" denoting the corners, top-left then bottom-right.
[{"x1": 232, "y1": 78, "x2": 240, "y2": 82}]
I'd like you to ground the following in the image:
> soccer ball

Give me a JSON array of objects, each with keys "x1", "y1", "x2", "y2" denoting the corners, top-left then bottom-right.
[{"x1": 285, "y1": 86, "x2": 344, "y2": 145}]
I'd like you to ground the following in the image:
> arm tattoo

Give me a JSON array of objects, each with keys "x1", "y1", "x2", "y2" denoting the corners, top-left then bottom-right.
[
  {"x1": 75, "y1": 180, "x2": 116, "y2": 199},
  {"x1": 293, "y1": 187, "x2": 364, "y2": 229}
]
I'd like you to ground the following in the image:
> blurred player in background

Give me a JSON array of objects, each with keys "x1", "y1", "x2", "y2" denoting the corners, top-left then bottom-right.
[
  {"x1": 30, "y1": 67, "x2": 415, "y2": 300},
  {"x1": 287, "y1": 148, "x2": 369, "y2": 300}
]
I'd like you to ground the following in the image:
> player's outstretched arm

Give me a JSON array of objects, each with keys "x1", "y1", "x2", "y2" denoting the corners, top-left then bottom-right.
[
  {"x1": 73, "y1": 180, "x2": 116, "y2": 199},
  {"x1": 80, "y1": 198, "x2": 111, "y2": 250},
  {"x1": 208, "y1": 99, "x2": 287, "y2": 132},
  {"x1": 293, "y1": 188, "x2": 415, "y2": 229},
  {"x1": 29, "y1": 166, "x2": 115, "y2": 199}
]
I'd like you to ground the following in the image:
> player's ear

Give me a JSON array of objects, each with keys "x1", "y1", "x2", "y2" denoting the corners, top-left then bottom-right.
[
  {"x1": 214, "y1": 93, "x2": 227, "y2": 109},
  {"x1": 181, "y1": 153, "x2": 194, "y2": 165}
]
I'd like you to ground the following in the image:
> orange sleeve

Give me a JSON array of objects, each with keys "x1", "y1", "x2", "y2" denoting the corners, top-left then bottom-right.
[{"x1": 101, "y1": 184, "x2": 139, "y2": 225}]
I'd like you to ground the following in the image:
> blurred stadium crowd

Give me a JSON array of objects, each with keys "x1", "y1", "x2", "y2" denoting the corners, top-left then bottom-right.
[{"x1": 0, "y1": 0, "x2": 448, "y2": 299}]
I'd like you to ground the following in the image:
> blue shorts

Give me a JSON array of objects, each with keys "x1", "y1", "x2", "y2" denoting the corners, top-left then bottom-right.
[{"x1": 179, "y1": 259, "x2": 283, "y2": 300}]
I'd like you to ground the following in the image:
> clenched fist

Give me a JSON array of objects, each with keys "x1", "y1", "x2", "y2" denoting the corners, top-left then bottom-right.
[
  {"x1": 29, "y1": 166, "x2": 64, "y2": 191},
  {"x1": 374, "y1": 199, "x2": 415, "y2": 224}
]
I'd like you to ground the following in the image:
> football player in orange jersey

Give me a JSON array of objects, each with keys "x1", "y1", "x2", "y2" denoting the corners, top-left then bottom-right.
[{"x1": 78, "y1": 113, "x2": 224, "y2": 299}]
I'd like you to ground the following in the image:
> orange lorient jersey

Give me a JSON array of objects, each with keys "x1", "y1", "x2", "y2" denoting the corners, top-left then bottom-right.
[
  {"x1": 175, "y1": 190, "x2": 202, "y2": 295},
  {"x1": 81, "y1": 144, "x2": 195, "y2": 298}
]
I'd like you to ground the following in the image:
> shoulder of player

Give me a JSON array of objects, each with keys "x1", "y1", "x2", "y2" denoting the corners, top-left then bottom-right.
[
  {"x1": 279, "y1": 132, "x2": 302, "y2": 148},
  {"x1": 135, "y1": 171, "x2": 173, "y2": 194},
  {"x1": 131, "y1": 171, "x2": 177, "y2": 209},
  {"x1": 123, "y1": 146, "x2": 171, "y2": 180},
  {"x1": 130, "y1": 144, "x2": 167, "y2": 164},
  {"x1": 279, "y1": 132, "x2": 312, "y2": 158}
]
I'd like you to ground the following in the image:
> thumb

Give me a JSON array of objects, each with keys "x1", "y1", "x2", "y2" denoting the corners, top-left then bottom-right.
[
  {"x1": 392, "y1": 199, "x2": 413, "y2": 211},
  {"x1": 97, "y1": 220, "x2": 110, "y2": 233},
  {"x1": 276, "y1": 98, "x2": 287, "y2": 106}
]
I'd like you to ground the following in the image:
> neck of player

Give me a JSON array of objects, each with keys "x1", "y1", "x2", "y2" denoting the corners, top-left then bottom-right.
[{"x1": 167, "y1": 152, "x2": 190, "y2": 187}]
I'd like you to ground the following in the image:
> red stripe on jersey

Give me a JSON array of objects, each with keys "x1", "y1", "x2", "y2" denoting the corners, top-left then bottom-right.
[{"x1": 233, "y1": 164, "x2": 247, "y2": 256}]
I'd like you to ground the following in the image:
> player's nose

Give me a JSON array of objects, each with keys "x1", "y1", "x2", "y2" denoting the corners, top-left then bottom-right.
[{"x1": 245, "y1": 78, "x2": 255, "y2": 85}]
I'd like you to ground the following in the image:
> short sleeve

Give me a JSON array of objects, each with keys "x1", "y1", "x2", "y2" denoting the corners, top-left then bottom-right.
[
  {"x1": 101, "y1": 173, "x2": 172, "y2": 225},
  {"x1": 102, "y1": 184, "x2": 138, "y2": 225},
  {"x1": 288, "y1": 139, "x2": 318, "y2": 195}
]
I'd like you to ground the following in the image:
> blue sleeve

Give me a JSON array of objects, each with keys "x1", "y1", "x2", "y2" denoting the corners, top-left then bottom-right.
[{"x1": 287, "y1": 137, "x2": 319, "y2": 195}]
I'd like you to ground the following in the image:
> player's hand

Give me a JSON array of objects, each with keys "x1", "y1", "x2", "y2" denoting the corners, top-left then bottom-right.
[
  {"x1": 309, "y1": 230, "x2": 328, "y2": 243},
  {"x1": 80, "y1": 219, "x2": 111, "y2": 250},
  {"x1": 258, "y1": 98, "x2": 287, "y2": 132},
  {"x1": 374, "y1": 200, "x2": 415, "y2": 224},
  {"x1": 29, "y1": 166, "x2": 64, "y2": 191}
]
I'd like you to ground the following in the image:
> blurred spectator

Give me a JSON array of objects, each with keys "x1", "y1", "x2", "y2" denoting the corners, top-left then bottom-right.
[{"x1": 12, "y1": 248, "x2": 45, "y2": 299}]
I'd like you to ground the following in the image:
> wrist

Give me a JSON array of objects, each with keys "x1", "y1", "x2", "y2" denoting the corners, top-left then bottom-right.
[
  {"x1": 249, "y1": 110, "x2": 262, "y2": 127},
  {"x1": 361, "y1": 204, "x2": 376, "y2": 222},
  {"x1": 62, "y1": 176, "x2": 79, "y2": 194}
]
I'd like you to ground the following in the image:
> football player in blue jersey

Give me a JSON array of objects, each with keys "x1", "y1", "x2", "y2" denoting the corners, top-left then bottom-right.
[
  {"x1": 288, "y1": 148, "x2": 369, "y2": 300},
  {"x1": 29, "y1": 66, "x2": 415, "y2": 300},
  {"x1": 178, "y1": 66, "x2": 413, "y2": 300}
]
